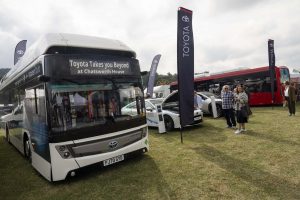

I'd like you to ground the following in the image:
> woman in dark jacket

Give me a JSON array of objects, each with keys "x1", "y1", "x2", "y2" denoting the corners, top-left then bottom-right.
[{"x1": 234, "y1": 85, "x2": 248, "y2": 134}]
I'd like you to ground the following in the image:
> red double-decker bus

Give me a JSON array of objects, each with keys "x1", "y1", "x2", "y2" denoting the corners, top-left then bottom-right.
[{"x1": 170, "y1": 66, "x2": 290, "y2": 106}]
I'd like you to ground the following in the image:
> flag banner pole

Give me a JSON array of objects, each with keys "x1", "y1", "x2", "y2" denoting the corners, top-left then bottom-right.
[
  {"x1": 146, "y1": 54, "x2": 161, "y2": 97},
  {"x1": 180, "y1": 126, "x2": 183, "y2": 144},
  {"x1": 268, "y1": 39, "x2": 276, "y2": 109},
  {"x1": 14, "y1": 40, "x2": 27, "y2": 65},
  {"x1": 177, "y1": 7, "x2": 195, "y2": 144}
]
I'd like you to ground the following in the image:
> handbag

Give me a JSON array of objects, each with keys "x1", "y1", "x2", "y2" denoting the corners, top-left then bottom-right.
[{"x1": 240, "y1": 106, "x2": 248, "y2": 118}]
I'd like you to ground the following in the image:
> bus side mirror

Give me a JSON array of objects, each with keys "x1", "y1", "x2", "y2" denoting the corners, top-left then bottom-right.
[{"x1": 38, "y1": 75, "x2": 51, "y2": 82}]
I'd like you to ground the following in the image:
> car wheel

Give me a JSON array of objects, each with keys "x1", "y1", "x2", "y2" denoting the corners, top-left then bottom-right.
[
  {"x1": 163, "y1": 115, "x2": 174, "y2": 131},
  {"x1": 24, "y1": 135, "x2": 32, "y2": 163}
]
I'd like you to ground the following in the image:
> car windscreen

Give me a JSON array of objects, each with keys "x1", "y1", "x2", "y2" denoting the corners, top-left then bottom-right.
[
  {"x1": 201, "y1": 92, "x2": 220, "y2": 98},
  {"x1": 148, "y1": 99, "x2": 164, "y2": 105}
]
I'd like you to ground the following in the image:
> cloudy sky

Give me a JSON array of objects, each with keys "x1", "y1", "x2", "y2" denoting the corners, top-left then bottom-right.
[{"x1": 1, "y1": 0, "x2": 300, "y2": 74}]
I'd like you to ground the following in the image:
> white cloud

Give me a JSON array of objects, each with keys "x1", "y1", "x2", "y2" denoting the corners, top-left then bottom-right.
[{"x1": 1, "y1": 0, "x2": 300, "y2": 74}]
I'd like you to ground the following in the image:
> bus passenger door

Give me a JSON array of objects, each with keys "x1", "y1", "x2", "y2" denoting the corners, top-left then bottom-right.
[{"x1": 25, "y1": 85, "x2": 51, "y2": 181}]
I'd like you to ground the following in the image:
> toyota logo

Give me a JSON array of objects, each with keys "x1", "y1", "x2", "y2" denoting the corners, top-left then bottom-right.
[
  {"x1": 17, "y1": 50, "x2": 24, "y2": 55},
  {"x1": 182, "y1": 15, "x2": 189, "y2": 22},
  {"x1": 108, "y1": 140, "x2": 118, "y2": 149}
]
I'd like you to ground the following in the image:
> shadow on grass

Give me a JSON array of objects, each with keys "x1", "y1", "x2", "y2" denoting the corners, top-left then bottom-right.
[
  {"x1": 150, "y1": 123, "x2": 228, "y2": 144},
  {"x1": 55, "y1": 154, "x2": 176, "y2": 199},
  {"x1": 0, "y1": 133, "x2": 175, "y2": 199},
  {"x1": 182, "y1": 123, "x2": 228, "y2": 144},
  {"x1": 193, "y1": 145, "x2": 300, "y2": 199},
  {"x1": 246, "y1": 117, "x2": 263, "y2": 125},
  {"x1": 246, "y1": 130, "x2": 300, "y2": 146}
]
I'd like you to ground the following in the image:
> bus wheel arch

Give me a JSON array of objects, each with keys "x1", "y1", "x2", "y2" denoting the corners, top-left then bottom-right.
[{"x1": 23, "y1": 133, "x2": 32, "y2": 163}]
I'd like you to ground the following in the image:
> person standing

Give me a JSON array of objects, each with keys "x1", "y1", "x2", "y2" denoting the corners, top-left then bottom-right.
[
  {"x1": 221, "y1": 85, "x2": 236, "y2": 128},
  {"x1": 109, "y1": 96, "x2": 118, "y2": 116},
  {"x1": 242, "y1": 84, "x2": 252, "y2": 116},
  {"x1": 288, "y1": 82, "x2": 296, "y2": 116},
  {"x1": 234, "y1": 85, "x2": 248, "y2": 134},
  {"x1": 284, "y1": 81, "x2": 290, "y2": 110}
]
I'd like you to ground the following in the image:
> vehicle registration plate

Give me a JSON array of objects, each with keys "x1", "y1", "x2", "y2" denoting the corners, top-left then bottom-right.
[{"x1": 103, "y1": 155, "x2": 124, "y2": 166}]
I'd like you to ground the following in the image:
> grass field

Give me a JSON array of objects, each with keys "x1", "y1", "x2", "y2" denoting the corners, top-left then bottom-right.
[{"x1": 0, "y1": 105, "x2": 299, "y2": 200}]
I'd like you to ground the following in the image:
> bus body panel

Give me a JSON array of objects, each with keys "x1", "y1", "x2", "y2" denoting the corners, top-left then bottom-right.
[
  {"x1": 170, "y1": 66, "x2": 290, "y2": 106},
  {"x1": 31, "y1": 148, "x2": 52, "y2": 181},
  {"x1": 7, "y1": 132, "x2": 24, "y2": 155},
  {"x1": 249, "y1": 92, "x2": 272, "y2": 106},
  {"x1": 50, "y1": 141, "x2": 80, "y2": 181},
  {"x1": 74, "y1": 137, "x2": 148, "y2": 168},
  {"x1": 50, "y1": 125, "x2": 148, "y2": 181}
]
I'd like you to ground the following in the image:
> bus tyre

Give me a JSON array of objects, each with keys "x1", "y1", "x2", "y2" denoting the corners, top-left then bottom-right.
[
  {"x1": 5, "y1": 125, "x2": 10, "y2": 144},
  {"x1": 163, "y1": 115, "x2": 174, "y2": 131},
  {"x1": 24, "y1": 136, "x2": 32, "y2": 163}
]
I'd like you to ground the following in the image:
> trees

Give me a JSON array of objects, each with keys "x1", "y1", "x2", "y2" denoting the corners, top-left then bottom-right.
[{"x1": 142, "y1": 72, "x2": 177, "y2": 89}]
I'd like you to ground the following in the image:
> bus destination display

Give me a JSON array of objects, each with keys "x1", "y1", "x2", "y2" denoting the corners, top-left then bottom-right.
[{"x1": 69, "y1": 59, "x2": 132, "y2": 75}]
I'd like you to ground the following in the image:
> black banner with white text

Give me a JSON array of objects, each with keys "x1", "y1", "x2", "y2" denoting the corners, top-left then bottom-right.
[
  {"x1": 268, "y1": 39, "x2": 276, "y2": 103},
  {"x1": 14, "y1": 40, "x2": 27, "y2": 65},
  {"x1": 146, "y1": 54, "x2": 161, "y2": 97},
  {"x1": 177, "y1": 7, "x2": 194, "y2": 127}
]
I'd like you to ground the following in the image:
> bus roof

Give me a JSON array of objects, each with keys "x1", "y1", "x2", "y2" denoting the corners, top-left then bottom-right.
[
  {"x1": 1, "y1": 33, "x2": 136, "y2": 84},
  {"x1": 27, "y1": 33, "x2": 136, "y2": 60},
  {"x1": 170, "y1": 66, "x2": 288, "y2": 86}
]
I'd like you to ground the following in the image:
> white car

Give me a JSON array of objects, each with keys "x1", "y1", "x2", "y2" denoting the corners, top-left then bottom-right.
[
  {"x1": 0, "y1": 104, "x2": 23, "y2": 130},
  {"x1": 197, "y1": 92, "x2": 223, "y2": 118},
  {"x1": 121, "y1": 91, "x2": 203, "y2": 131}
]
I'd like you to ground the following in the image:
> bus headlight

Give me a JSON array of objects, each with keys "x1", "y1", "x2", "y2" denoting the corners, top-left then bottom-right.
[
  {"x1": 59, "y1": 146, "x2": 66, "y2": 151},
  {"x1": 56, "y1": 145, "x2": 73, "y2": 159}
]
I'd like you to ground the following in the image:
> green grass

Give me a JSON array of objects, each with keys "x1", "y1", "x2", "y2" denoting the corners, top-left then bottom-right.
[{"x1": 0, "y1": 105, "x2": 300, "y2": 199}]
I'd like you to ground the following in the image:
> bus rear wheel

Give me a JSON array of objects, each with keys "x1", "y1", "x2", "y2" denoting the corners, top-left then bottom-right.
[{"x1": 24, "y1": 136, "x2": 32, "y2": 163}]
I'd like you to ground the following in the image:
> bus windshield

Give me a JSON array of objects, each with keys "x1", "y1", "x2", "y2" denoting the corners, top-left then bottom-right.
[
  {"x1": 49, "y1": 78, "x2": 145, "y2": 132},
  {"x1": 280, "y1": 68, "x2": 290, "y2": 84}
]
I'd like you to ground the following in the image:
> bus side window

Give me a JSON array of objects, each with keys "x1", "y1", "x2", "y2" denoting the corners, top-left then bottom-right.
[
  {"x1": 36, "y1": 85, "x2": 46, "y2": 118},
  {"x1": 25, "y1": 85, "x2": 46, "y2": 118}
]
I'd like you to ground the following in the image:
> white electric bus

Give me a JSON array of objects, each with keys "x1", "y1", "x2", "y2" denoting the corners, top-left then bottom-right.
[{"x1": 0, "y1": 33, "x2": 149, "y2": 181}]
